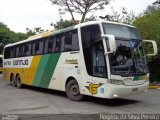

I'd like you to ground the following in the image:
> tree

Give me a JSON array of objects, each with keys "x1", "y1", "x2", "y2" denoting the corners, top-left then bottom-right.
[
  {"x1": 0, "y1": 22, "x2": 19, "y2": 44},
  {"x1": 51, "y1": 19, "x2": 76, "y2": 30},
  {"x1": 26, "y1": 27, "x2": 45, "y2": 34},
  {"x1": 99, "y1": 7, "x2": 136, "y2": 25},
  {"x1": 153, "y1": 0, "x2": 160, "y2": 5},
  {"x1": 133, "y1": 5, "x2": 160, "y2": 82},
  {"x1": 85, "y1": 15, "x2": 97, "y2": 22},
  {"x1": 0, "y1": 22, "x2": 18, "y2": 53},
  {"x1": 0, "y1": 22, "x2": 37, "y2": 54},
  {"x1": 50, "y1": 0, "x2": 110, "y2": 23}
]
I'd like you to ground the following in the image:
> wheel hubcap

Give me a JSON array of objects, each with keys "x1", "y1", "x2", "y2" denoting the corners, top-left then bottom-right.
[{"x1": 70, "y1": 84, "x2": 79, "y2": 96}]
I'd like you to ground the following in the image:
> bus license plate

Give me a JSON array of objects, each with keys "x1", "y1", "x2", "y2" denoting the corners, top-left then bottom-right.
[{"x1": 132, "y1": 88, "x2": 138, "y2": 92}]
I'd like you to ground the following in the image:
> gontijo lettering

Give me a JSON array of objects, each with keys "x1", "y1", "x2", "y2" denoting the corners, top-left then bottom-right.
[{"x1": 13, "y1": 59, "x2": 28, "y2": 65}]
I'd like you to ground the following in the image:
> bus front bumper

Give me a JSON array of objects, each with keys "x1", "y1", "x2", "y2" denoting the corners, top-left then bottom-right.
[{"x1": 105, "y1": 82, "x2": 149, "y2": 98}]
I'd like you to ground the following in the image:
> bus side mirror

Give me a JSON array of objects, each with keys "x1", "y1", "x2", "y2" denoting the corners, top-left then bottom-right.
[
  {"x1": 101, "y1": 34, "x2": 116, "y2": 54},
  {"x1": 143, "y1": 40, "x2": 158, "y2": 56}
]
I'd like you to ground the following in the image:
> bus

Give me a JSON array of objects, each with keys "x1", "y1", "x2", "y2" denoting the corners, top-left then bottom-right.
[
  {"x1": 3, "y1": 21, "x2": 157, "y2": 101},
  {"x1": 0, "y1": 55, "x2": 3, "y2": 73}
]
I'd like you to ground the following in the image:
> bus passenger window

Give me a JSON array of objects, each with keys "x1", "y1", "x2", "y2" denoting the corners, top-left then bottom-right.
[
  {"x1": 54, "y1": 37, "x2": 60, "y2": 52},
  {"x1": 60, "y1": 36, "x2": 65, "y2": 52},
  {"x1": 18, "y1": 46, "x2": 23, "y2": 57},
  {"x1": 39, "y1": 41, "x2": 44, "y2": 54},
  {"x1": 64, "y1": 30, "x2": 79, "y2": 51},
  {"x1": 10, "y1": 47, "x2": 16, "y2": 58},
  {"x1": 34, "y1": 42, "x2": 41, "y2": 55},
  {"x1": 32, "y1": 43, "x2": 35, "y2": 55},
  {"x1": 23, "y1": 43, "x2": 31, "y2": 56},
  {"x1": 64, "y1": 32, "x2": 72, "y2": 51},
  {"x1": 4, "y1": 48, "x2": 10, "y2": 59},
  {"x1": 15, "y1": 47, "x2": 19, "y2": 58},
  {"x1": 44, "y1": 37, "x2": 54, "y2": 54},
  {"x1": 72, "y1": 32, "x2": 79, "y2": 50},
  {"x1": 48, "y1": 40, "x2": 54, "y2": 53}
]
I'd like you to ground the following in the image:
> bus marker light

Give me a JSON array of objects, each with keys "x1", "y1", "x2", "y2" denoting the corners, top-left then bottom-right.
[{"x1": 113, "y1": 94, "x2": 118, "y2": 97}]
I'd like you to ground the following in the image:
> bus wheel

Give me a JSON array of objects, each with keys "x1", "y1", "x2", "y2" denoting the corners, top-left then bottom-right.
[
  {"x1": 66, "y1": 79, "x2": 83, "y2": 101},
  {"x1": 16, "y1": 75, "x2": 23, "y2": 88},
  {"x1": 11, "y1": 74, "x2": 16, "y2": 87}
]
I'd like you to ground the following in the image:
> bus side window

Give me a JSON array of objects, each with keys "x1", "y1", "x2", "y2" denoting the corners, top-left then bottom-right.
[
  {"x1": 44, "y1": 37, "x2": 53, "y2": 54},
  {"x1": 60, "y1": 36, "x2": 65, "y2": 52},
  {"x1": 32, "y1": 42, "x2": 35, "y2": 55},
  {"x1": 18, "y1": 46, "x2": 23, "y2": 57},
  {"x1": 4, "y1": 48, "x2": 10, "y2": 59},
  {"x1": 15, "y1": 46, "x2": 19, "y2": 58},
  {"x1": 35, "y1": 42, "x2": 40, "y2": 55},
  {"x1": 24, "y1": 45, "x2": 28, "y2": 56},
  {"x1": 64, "y1": 30, "x2": 79, "y2": 52},
  {"x1": 64, "y1": 32, "x2": 72, "y2": 51},
  {"x1": 39, "y1": 40, "x2": 44, "y2": 54},
  {"x1": 10, "y1": 47, "x2": 16, "y2": 58},
  {"x1": 44, "y1": 38, "x2": 48, "y2": 54},
  {"x1": 48, "y1": 37, "x2": 54, "y2": 53},
  {"x1": 32, "y1": 40, "x2": 43, "y2": 55},
  {"x1": 72, "y1": 31, "x2": 79, "y2": 50},
  {"x1": 23, "y1": 43, "x2": 31, "y2": 56},
  {"x1": 54, "y1": 37, "x2": 60, "y2": 52}
]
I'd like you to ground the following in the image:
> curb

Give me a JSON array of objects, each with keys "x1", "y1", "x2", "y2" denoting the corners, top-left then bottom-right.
[{"x1": 149, "y1": 86, "x2": 160, "y2": 89}]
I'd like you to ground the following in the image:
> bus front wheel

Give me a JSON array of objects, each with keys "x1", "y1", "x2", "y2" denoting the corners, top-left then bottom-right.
[{"x1": 66, "y1": 79, "x2": 83, "y2": 101}]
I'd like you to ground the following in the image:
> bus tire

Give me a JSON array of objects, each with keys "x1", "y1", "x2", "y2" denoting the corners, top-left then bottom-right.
[
  {"x1": 16, "y1": 74, "x2": 23, "y2": 88},
  {"x1": 66, "y1": 79, "x2": 83, "y2": 101},
  {"x1": 10, "y1": 74, "x2": 16, "y2": 87}
]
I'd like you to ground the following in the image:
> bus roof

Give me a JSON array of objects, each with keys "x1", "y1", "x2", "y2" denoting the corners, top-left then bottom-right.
[{"x1": 4, "y1": 21, "x2": 135, "y2": 48}]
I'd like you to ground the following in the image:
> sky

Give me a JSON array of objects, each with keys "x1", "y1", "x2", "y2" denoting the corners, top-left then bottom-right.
[{"x1": 0, "y1": 0, "x2": 156, "y2": 33}]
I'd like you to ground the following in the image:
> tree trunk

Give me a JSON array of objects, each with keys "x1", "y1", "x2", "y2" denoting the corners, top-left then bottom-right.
[{"x1": 65, "y1": 0, "x2": 76, "y2": 23}]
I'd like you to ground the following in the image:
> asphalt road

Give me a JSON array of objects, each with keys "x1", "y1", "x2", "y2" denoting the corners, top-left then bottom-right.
[{"x1": 0, "y1": 74, "x2": 160, "y2": 120}]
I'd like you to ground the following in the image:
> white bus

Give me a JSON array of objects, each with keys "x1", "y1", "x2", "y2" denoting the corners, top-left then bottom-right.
[{"x1": 3, "y1": 21, "x2": 157, "y2": 101}]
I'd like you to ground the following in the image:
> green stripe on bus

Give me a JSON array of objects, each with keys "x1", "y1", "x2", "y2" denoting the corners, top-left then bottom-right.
[
  {"x1": 32, "y1": 55, "x2": 50, "y2": 86},
  {"x1": 39, "y1": 53, "x2": 61, "y2": 88},
  {"x1": 133, "y1": 76, "x2": 139, "y2": 81}
]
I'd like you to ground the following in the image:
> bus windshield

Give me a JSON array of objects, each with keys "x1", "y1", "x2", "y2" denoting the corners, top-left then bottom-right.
[{"x1": 103, "y1": 23, "x2": 149, "y2": 76}]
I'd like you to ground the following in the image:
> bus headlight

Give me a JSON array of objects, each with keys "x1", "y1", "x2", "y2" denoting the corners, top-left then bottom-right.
[{"x1": 110, "y1": 79, "x2": 124, "y2": 85}]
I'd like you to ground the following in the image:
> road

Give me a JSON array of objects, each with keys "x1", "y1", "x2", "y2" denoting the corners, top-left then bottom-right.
[{"x1": 0, "y1": 74, "x2": 160, "y2": 120}]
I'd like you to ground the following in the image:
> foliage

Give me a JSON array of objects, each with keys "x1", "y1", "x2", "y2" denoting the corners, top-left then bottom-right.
[
  {"x1": 0, "y1": 22, "x2": 18, "y2": 45},
  {"x1": 133, "y1": 5, "x2": 160, "y2": 81},
  {"x1": 49, "y1": 0, "x2": 110, "y2": 23},
  {"x1": 99, "y1": 7, "x2": 136, "y2": 25},
  {"x1": 85, "y1": 15, "x2": 97, "y2": 22},
  {"x1": 26, "y1": 27, "x2": 45, "y2": 34},
  {"x1": 153, "y1": 0, "x2": 160, "y2": 5},
  {"x1": 51, "y1": 19, "x2": 76, "y2": 30},
  {"x1": 0, "y1": 22, "x2": 36, "y2": 54}
]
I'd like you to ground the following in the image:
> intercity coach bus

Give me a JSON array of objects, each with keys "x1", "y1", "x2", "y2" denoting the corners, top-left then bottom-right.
[{"x1": 3, "y1": 21, "x2": 157, "y2": 101}]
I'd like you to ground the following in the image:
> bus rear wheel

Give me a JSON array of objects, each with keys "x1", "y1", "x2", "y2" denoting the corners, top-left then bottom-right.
[
  {"x1": 66, "y1": 79, "x2": 83, "y2": 101},
  {"x1": 10, "y1": 74, "x2": 16, "y2": 87},
  {"x1": 16, "y1": 75, "x2": 23, "y2": 88}
]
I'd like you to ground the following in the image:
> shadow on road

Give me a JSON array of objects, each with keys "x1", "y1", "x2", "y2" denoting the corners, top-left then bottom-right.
[
  {"x1": 7, "y1": 83, "x2": 140, "y2": 107},
  {"x1": 18, "y1": 84, "x2": 67, "y2": 97},
  {"x1": 84, "y1": 96, "x2": 139, "y2": 107}
]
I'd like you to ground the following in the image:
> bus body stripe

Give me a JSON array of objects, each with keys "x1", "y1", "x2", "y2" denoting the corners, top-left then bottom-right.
[
  {"x1": 39, "y1": 53, "x2": 61, "y2": 88},
  {"x1": 32, "y1": 55, "x2": 50, "y2": 86},
  {"x1": 27, "y1": 56, "x2": 41, "y2": 85}
]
